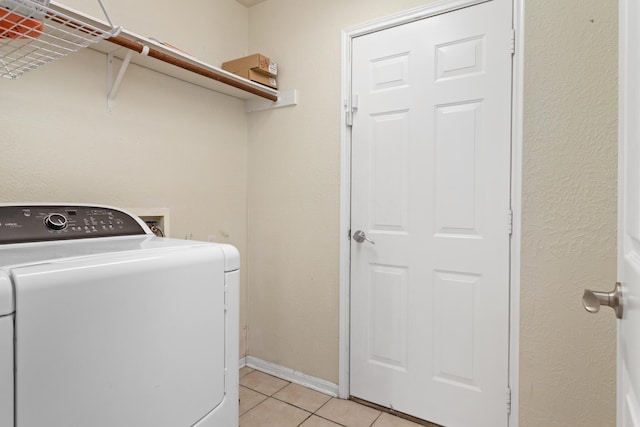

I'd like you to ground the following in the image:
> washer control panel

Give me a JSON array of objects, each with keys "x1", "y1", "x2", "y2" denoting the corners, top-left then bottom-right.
[{"x1": 0, "y1": 205, "x2": 149, "y2": 244}]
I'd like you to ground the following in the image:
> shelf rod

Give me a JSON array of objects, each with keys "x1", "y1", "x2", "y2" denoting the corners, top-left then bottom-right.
[{"x1": 105, "y1": 35, "x2": 278, "y2": 102}]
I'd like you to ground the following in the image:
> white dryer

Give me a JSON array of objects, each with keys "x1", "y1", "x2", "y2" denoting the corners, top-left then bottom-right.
[{"x1": 0, "y1": 204, "x2": 239, "y2": 427}]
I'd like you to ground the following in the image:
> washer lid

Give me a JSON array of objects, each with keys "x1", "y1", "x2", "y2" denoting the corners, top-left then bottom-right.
[{"x1": 0, "y1": 272, "x2": 13, "y2": 316}]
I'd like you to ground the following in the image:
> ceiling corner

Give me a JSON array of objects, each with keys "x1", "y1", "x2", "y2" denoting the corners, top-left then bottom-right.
[{"x1": 236, "y1": 0, "x2": 268, "y2": 7}]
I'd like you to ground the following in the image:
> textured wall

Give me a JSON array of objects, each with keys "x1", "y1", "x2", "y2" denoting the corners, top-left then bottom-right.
[
  {"x1": 520, "y1": 0, "x2": 618, "y2": 426},
  {"x1": 0, "y1": 0, "x2": 252, "y2": 357}
]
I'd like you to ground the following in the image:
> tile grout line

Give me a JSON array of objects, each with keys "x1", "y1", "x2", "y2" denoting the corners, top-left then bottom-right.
[
  {"x1": 269, "y1": 393, "x2": 330, "y2": 414},
  {"x1": 238, "y1": 385, "x2": 270, "y2": 417},
  {"x1": 306, "y1": 397, "x2": 349, "y2": 427},
  {"x1": 295, "y1": 411, "x2": 313, "y2": 427},
  {"x1": 369, "y1": 411, "x2": 383, "y2": 427},
  {"x1": 306, "y1": 412, "x2": 350, "y2": 427}
]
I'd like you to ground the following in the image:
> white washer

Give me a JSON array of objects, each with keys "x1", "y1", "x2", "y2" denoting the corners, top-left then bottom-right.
[{"x1": 0, "y1": 204, "x2": 238, "y2": 427}]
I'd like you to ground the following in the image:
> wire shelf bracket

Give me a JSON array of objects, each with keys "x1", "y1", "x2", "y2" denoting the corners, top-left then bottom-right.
[
  {"x1": 0, "y1": 0, "x2": 118, "y2": 79},
  {"x1": 106, "y1": 44, "x2": 149, "y2": 110}
]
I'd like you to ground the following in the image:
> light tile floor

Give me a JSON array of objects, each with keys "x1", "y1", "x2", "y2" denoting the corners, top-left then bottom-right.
[{"x1": 239, "y1": 367, "x2": 426, "y2": 427}]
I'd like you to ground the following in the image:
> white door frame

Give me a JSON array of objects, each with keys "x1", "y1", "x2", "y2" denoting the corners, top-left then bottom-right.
[
  {"x1": 338, "y1": 0, "x2": 525, "y2": 425},
  {"x1": 619, "y1": 0, "x2": 639, "y2": 425}
]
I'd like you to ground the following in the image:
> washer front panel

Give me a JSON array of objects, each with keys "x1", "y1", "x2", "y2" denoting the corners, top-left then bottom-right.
[{"x1": 13, "y1": 245, "x2": 226, "y2": 427}]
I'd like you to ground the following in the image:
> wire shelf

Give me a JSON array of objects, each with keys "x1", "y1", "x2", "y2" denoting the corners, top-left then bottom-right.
[{"x1": 0, "y1": 0, "x2": 117, "y2": 79}]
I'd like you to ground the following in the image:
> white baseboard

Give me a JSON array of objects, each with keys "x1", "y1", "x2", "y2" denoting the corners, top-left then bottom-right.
[
  {"x1": 239, "y1": 357, "x2": 247, "y2": 368},
  {"x1": 244, "y1": 356, "x2": 339, "y2": 398}
]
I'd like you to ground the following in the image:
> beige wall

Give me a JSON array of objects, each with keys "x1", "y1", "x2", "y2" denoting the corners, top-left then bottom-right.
[
  {"x1": 0, "y1": 0, "x2": 252, "y2": 356},
  {"x1": 247, "y1": 0, "x2": 618, "y2": 426},
  {"x1": 520, "y1": 0, "x2": 618, "y2": 426}
]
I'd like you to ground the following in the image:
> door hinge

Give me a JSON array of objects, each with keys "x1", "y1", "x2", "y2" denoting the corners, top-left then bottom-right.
[
  {"x1": 346, "y1": 111, "x2": 353, "y2": 127},
  {"x1": 506, "y1": 387, "x2": 512, "y2": 414},
  {"x1": 346, "y1": 93, "x2": 359, "y2": 127},
  {"x1": 507, "y1": 209, "x2": 513, "y2": 235},
  {"x1": 510, "y1": 29, "x2": 516, "y2": 54}
]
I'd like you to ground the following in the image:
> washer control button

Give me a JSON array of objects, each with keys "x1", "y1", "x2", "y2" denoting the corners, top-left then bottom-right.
[{"x1": 44, "y1": 213, "x2": 68, "y2": 231}]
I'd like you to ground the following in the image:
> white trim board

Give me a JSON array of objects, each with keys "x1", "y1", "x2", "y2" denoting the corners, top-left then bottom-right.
[
  {"x1": 244, "y1": 356, "x2": 339, "y2": 397},
  {"x1": 508, "y1": 0, "x2": 525, "y2": 425},
  {"x1": 339, "y1": 1, "x2": 524, "y2": 425}
]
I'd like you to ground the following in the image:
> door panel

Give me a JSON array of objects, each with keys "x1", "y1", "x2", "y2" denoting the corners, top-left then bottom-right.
[
  {"x1": 371, "y1": 111, "x2": 410, "y2": 230},
  {"x1": 350, "y1": 1, "x2": 513, "y2": 426},
  {"x1": 370, "y1": 265, "x2": 409, "y2": 370},
  {"x1": 435, "y1": 101, "x2": 483, "y2": 236},
  {"x1": 433, "y1": 270, "x2": 479, "y2": 389}
]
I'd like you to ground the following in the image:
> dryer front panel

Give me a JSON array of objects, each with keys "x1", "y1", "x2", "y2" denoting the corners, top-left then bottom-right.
[{"x1": 13, "y1": 245, "x2": 226, "y2": 427}]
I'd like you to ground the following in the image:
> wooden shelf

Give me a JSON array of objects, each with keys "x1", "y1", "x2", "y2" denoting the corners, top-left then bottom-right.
[{"x1": 50, "y1": 1, "x2": 279, "y2": 102}]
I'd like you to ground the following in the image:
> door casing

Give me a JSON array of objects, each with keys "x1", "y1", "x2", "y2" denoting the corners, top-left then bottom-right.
[
  {"x1": 338, "y1": 1, "x2": 525, "y2": 425},
  {"x1": 618, "y1": 0, "x2": 640, "y2": 425}
]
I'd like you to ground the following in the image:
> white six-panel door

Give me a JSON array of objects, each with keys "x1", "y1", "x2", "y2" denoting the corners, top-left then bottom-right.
[{"x1": 349, "y1": 1, "x2": 513, "y2": 426}]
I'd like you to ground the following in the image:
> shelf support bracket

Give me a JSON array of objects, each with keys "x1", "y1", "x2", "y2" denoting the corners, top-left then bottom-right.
[
  {"x1": 245, "y1": 89, "x2": 299, "y2": 113},
  {"x1": 107, "y1": 46, "x2": 149, "y2": 110}
]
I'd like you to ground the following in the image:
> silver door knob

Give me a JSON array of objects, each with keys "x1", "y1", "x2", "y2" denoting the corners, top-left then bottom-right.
[
  {"x1": 582, "y1": 282, "x2": 623, "y2": 319},
  {"x1": 353, "y1": 230, "x2": 375, "y2": 244}
]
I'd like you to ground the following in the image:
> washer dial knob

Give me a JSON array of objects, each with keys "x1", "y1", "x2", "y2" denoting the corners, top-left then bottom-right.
[{"x1": 44, "y1": 213, "x2": 68, "y2": 230}]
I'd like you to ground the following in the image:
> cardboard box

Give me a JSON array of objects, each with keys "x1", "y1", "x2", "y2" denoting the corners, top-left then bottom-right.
[
  {"x1": 222, "y1": 53, "x2": 277, "y2": 78},
  {"x1": 243, "y1": 69, "x2": 277, "y2": 89}
]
